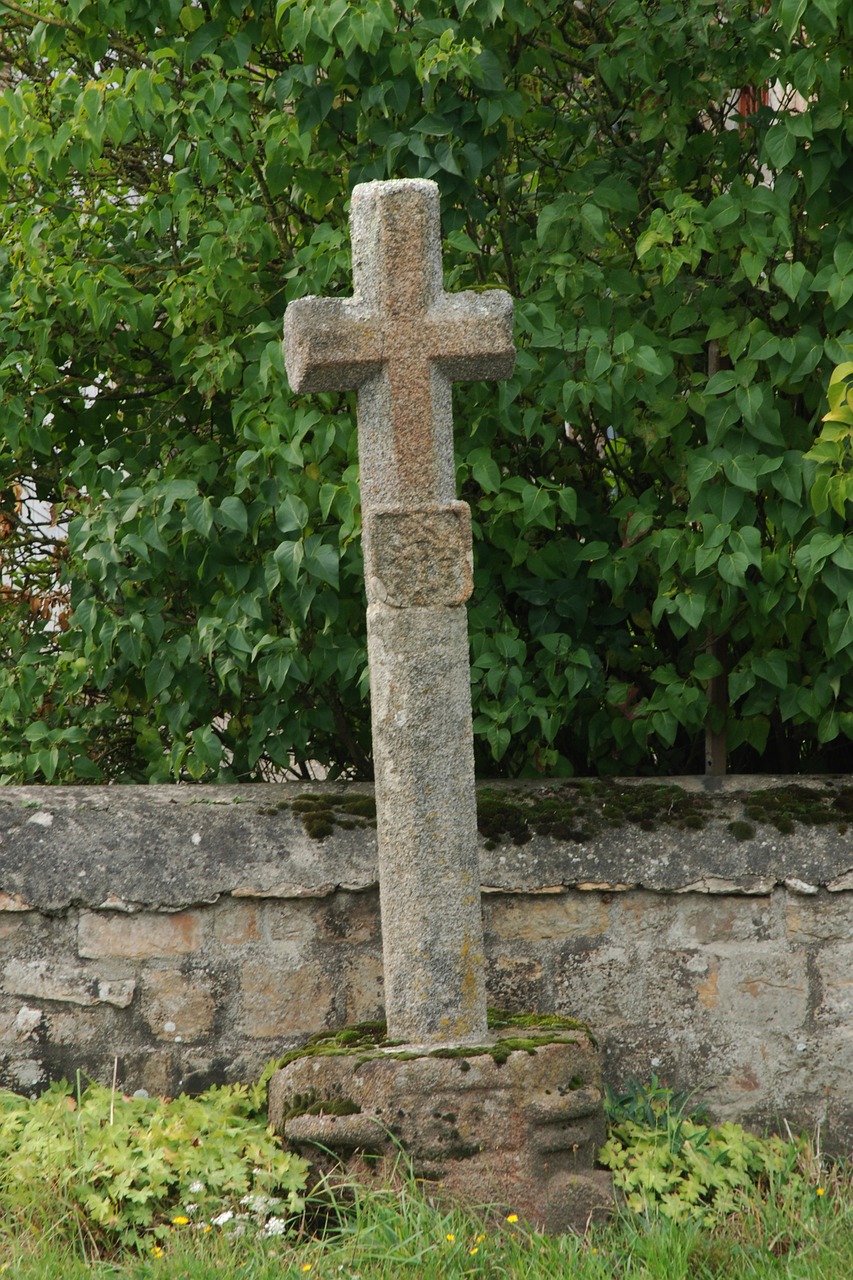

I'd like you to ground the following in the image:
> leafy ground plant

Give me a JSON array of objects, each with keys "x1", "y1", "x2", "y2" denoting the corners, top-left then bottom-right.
[
  {"x1": 0, "y1": 1074, "x2": 850, "y2": 1277},
  {"x1": 600, "y1": 1076, "x2": 826, "y2": 1234},
  {"x1": 0, "y1": 1076, "x2": 308, "y2": 1254}
]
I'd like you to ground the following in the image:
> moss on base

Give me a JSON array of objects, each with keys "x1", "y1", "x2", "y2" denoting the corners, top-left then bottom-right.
[
  {"x1": 280, "y1": 1091, "x2": 362, "y2": 1123},
  {"x1": 271, "y1": 1009, "x2": 595, "y2": 1076}
]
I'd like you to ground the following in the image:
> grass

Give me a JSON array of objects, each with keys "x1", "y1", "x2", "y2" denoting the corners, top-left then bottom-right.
[
  {"x1": 0, "y1": 1074, "x2": 850, "y2": 1278},
  {"x1": 2, "y1": 1159, "x2": 853, "y2": 1279}
]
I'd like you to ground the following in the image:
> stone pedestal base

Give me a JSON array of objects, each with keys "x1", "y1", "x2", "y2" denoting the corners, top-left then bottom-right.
[{"x1": 268, "y1": 1025, "x2": 613, "y2": 1233}]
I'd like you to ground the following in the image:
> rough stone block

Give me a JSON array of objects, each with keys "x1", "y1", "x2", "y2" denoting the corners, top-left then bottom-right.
[
  {"x1": 0, "y1": 892, "x2": 33, "y2": 913},
  {"x1": 610, "y1": 891, "x2": 674, "y2": 940},
  {"x1": 816, "y1": 943, "x2": 853, "y2": 1022},
  {"x1": 269, "y1": 1027, "x2": 611, "y2": 1234},
  {"x1": 239, "y1": 960, "x2": 334, "y2": 1039},
  {"x1": 553, "y1": 945, "x2": 636, "y2": 1027},
  {"x1": 367, "y1": 602, "x2": 485, "y2": 1043},
  {"x1": 267, "y1": 902, "x2": 320, "y2": 945},
  {"x1": 78, "y1": 910, "x2": 202, "y2": 959},
  {"x1": 670, "y1": 894, "x2": 777, "y2": 946},
  {"x1": 142, "y1": 968, "x2": 216, "y2": 1041},
  {"x1": 319, "y1": 893, "x2": 379, "y2": 946},
  {"x1": 486, "y1": 955, "x2": 545, "y2": 1011},
  {"x1": 3, "y1": 959, "x2": 135, "y2": 1008},
  {"x1": 212, "y1": 900, "x2": 261, "y2": 946},
  {"x1": 4, "y1": 1058, "x2": 45, "y2": 1090},
  {"x1": 711, "y1": 947, "x2": 809, "y2": 1031},
  {"x1": 97, "y1": 979, "x2": 136, "y2": 1008},
  {"x1": 486, "y1": 893, "x2": 610, "y2": 943},
  {"x1": 362, "y1": 504, "x2": 473, "y2": 607},
  {"x1": 341, "y1": 951, "x2": 384, "y2": 1023},
  {"x1": 14, "y1": 1006, "x2": 43, "y2": 1039},
  {"x1": 44, "y1": 1008, "x2": 111, "y2": 1047},
  {"x1": 786, "y1": 894, "x2": 853, "y2": 944}
]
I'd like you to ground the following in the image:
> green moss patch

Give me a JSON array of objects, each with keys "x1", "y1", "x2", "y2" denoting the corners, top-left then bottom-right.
[
  {"x1": 280, "y1": 1092, "x2": 362, "y2": 1123},
  {"x1": 271, "y1": 1009, "x2": 594, "y2": 1076},
  {"x1": 293, "y1": 792, "x2": 377, "y2": 840},
  {"x1": 742, "y1": 784, "x2": 853, "y2": 835},
  {"x1": 262, "y1": 781, "x2": 853, "y2": 846},
  {"x1": 727, "y1": 820, "x2": 756, "y2": 841},
  {"x1": 475, "y1": 781, "x2": 853, "y2": 848},
  {"x1": 263, "y1": 792, "x2": 377, "y2": 841},
  {"x1": 476, "y1": 782, "x2": 713, "y2": 849}
]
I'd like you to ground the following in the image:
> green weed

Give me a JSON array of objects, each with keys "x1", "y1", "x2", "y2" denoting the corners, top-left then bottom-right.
[{"x1": 0, "y1": 1075, "x2": 307, "y2": 1255}]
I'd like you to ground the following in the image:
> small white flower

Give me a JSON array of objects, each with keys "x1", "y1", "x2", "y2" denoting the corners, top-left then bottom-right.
[
  {"x1": 189, "y1": 1180, "x2": 204, "y2": 1194},
  {"x1": 242, "y1": 1193, "x2": 274, "y2": 1213},
  {"x1": 263, "y1": 1216, "x2": 287, "y2": 1236},
  {"x1": 211, "y1": 1210, "x2": 234, "y2": 1227}
]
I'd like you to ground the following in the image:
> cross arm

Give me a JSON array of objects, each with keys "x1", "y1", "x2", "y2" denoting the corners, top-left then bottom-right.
[
  {"x1": 428, "y1": 290, "x2": 516, "y2": 383},
  {"x1": 284, "y1": 296, "x2": 383, "y2": 393}
]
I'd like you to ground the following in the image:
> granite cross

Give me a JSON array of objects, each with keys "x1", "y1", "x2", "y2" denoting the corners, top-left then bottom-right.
[{"x1": 283, "y1": 179, "x2": 515, "y2": 1044}]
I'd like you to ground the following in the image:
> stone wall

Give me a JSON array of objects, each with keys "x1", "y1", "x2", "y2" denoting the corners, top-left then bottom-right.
[{"x1": 2, "y1": 778, "x2": 853, "y2": 1147}]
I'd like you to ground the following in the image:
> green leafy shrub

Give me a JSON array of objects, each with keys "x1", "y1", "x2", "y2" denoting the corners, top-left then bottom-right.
[
  {"x1": 600, "y1": 1078, "x2": 819, "y2": 1224},
  {"x1": 0, "y1": 1076, "x2": 308, "y2": 1252},
  {"x1": 2, "y1": 1, "x2": 853, "y2": 782}
]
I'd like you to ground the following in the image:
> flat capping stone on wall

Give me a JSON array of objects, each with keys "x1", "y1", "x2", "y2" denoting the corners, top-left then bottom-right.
[{"x1": 2, "y1": 775, "x2": 853, "y2": 910}]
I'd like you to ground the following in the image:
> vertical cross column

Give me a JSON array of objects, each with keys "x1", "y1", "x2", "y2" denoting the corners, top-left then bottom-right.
[{"x1": 284, "y1": 179, "x2": 514, "y2": 1044}]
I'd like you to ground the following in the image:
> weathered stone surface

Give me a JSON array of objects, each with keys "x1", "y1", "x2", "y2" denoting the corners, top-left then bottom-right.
[
  {"x1": 2, "y1": 959, "x2": 135, "y2": 1008},
  {"x1": 141, "y1": 968, "x2": 215, "y2": 1041},
  {"x1": 815, "y1": 943, "x2": 853, "y2": 1021},
  {"x1": 341, "y1": 950, "x2": 385, "y2": 1024},
  {"x1": 283, "y1": 180, "x2": 514, "y2": 513},
  {"x1": 269, "y1": 1030, "x2": 612, "y2": 1233},
  {"x1": 284, "y1": 178, "x2": 515, "y2": 1045},
  {"x1": 4, "y1": 778, "x2": 853, "y2": 913},
  {"x1": 14, "y1": 1006, "x2": 42, "y2": 1039},
  {"x1": 237, "y1": 959, "x2": 334, "y2": 1039},
  {"x1": 4, "y1": 778, "x2": 853, "y2": 1147},
  {"x1": 487, "y1": 893, "x2": 611, "y2": 942},
  {"x1": 362, "y1": 504, "x2": 473, "y2": 607},
  {"x1": 212, "y1": 900, "x2": 261, "y2": 946},
  {"x1": 368, "y1": 603, "x2": 485, "y2": 1042},
  {"x1": 79, "y1": 910, "x2": 202, "y2": 959},
  {"x1": 0, "y1": 892, "x2": 33, "y2": 912}
]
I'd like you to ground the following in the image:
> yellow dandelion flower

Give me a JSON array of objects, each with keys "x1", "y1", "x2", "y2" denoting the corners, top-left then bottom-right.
[
  {"x1": 171, "y1": 1215, "x2": 189, "y2": 1225},
  {"x1": 469, "y1": 1246, "x2": 479, "y2": 1255},
  {"x1": 301, "y1": 1266, "x2": 312, "y2": 1274},
  {"x1": 446, "y1": 1233, "x2": 455, "y2": 1242},
  {"x1": 150, "y1": 1246, "x2": 164, "y2": 1257},
  {"x1": 476, "y1": 1233, "x2": 486, "y2": 1242},
  {"x1": 817, "y1": 1187, "x2": 826, "y2": 1196},
  {"x1": 506, "y1": 1213, "x2": 519, "y2": 1223}
]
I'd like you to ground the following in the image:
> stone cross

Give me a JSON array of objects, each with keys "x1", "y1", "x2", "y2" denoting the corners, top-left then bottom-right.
[{"x1": 283, "y1": 179, "x2": 515, "y2": 1044}]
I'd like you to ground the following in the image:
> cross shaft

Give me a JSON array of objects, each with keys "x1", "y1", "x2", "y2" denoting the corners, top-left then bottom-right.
[{"x1": 283, "y1": 179, "x2": 514, "y2": 1044}]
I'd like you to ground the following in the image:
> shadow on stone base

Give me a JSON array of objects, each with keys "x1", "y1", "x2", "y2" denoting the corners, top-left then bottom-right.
[{"x1": 268, "y1": 1027, "x2": 614, "y2": 1234}]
